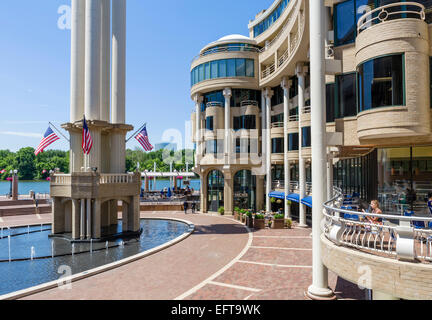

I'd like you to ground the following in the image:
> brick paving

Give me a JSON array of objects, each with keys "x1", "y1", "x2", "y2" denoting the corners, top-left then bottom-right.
[{"x1": 0, "y1": 212, "x2": 365, "y2": 300}]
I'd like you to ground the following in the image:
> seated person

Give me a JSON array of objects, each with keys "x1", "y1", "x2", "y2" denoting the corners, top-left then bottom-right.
[
  {"x1": 428, "y1": 192, "x2": 432, "y2": 215},
  {"x1": 362, "y1": 200, "x2": 383, "y2": 225}
]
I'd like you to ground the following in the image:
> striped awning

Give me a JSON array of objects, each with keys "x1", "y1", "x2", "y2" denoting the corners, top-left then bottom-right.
[
  {"x1": 268, "y1": 191, "x2": 285, "y2": 199},
  {"x1": 301, "y1": 196, "x2": 312, "y2": 208},
  {"x1": 286, "y1": 193, "x2": 300, "y2": 203}
]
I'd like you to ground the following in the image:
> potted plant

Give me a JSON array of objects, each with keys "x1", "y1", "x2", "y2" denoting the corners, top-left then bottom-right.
[
  {"x1": 253, "y1": 214, "x2": 266, "y2": 229},
  {"x1": 218, "y1": 206, "x2": 225, "y2": 215},
  {"x1": 272, "y1": 214, "x2": 285, "y2": 229},
  {"x1": 245, "y1": 212, "x2": 254, "y2": 228},
  {"x1": 285, "y1": 218, "x2": 293, "y2": 229},
  {"x1": 234, "y1": 207, "x2": 240, "y2": 220}
]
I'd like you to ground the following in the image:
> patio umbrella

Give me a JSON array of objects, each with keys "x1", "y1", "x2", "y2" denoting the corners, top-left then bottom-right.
[{"x1": 167, "y1": 187, "x2": 172, "y2": 198}]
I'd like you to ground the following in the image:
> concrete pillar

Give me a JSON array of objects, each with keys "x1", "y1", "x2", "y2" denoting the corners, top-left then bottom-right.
[
  {"x1": 223, "y1": 171, "x2": 233, "y2": 215},
  {"x1": 261, "y1": 90, "x2": 266, "y2": 166},
  {"x1": 84, "y1": 0, "x2": 102, "y2": 121},
  {"x1": 70, "y1": 0, "x2": 86, "y2": 123},
  {"x1": 201, "y1": 174, "x2": 207, "y2": 213},
  {"x1": 223, "y1": 88, "x2": 232, "y2": 165},
  {"x1": 297, "y1": 64, "x2": 307, "y2": 228},
  {"x1": 80, "y1": 199, "x2": 86, "y2": 239},
  {"x1": 129, "y1": 195, "x2": 140, "y2": 231},
  {"x1": 109, "y1": 199, "x2": 118, "y2": 225},
  {"x1": 100, "y1": 0, "x2": 110, "y2": 122},
  {"x1": 72, "y1": 199, "x2": 80, "y2": 239},
  {"x1": 307, "y1": 0, "x2": 335, "y2": 300},
  {"x1": 264, "y1": 88, "x2": 274, "y2": 213},
  {"x1": 88, "y1": 128, "x2": 101, "y2": 171},
  {"x1": 11, "y1": 173, "x2": 18, "y2": 201},
  {"x1": 194, "y1": 95, "x2": 203, "y2": 166},
  {"x1": 111, "y1": 0, "x2": 126, "y2": 124},
  {"x1": 281, "y1": 77, "x2": 291, "y2": 219},
  {"x1": 52, "y1": 198, "x2": 65, "y2": 234},
  {"x1": 92, "y1": 199, "x2": 101, "y2": 239},
  {"x1": 256, "y1": 175, "x2": 264, "y2": 211},
  {"x1": 122, "y1": 201, "x2": 129, "y2": 232},
  {"x1": 70, "y1": 131, "x2": 84, "y2": 172},
  {"x1": 110, "y1": 130, "x2": 126, "y2": 173},
  {"x1": 86, "y1": 198, "x2": 92, "y2": 239}
]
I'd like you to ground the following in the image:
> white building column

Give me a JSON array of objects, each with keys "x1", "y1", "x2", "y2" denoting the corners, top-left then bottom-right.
[
  {"x1": 281, "y1": 77, "x2": 292, "y2": 219},
  {"x1": 223, "y1": 88, "x2": 232, "y2": 165},
  {"x1": 297, "y1": 64, "x2": 307, "y2": 228},
  {"x1": 70, "y1": 0, "x2": 86, "y2": 123},
  {"x1": 307, "y1": 0, "x2": 335, "y2": 300},
  {"x1": 194, "y1": 94, "x2": 203, "y2": 166},
  {"x1": 264, "y1": 88, "x2": 274, "y2": 213},
  {"x1": 100, "y1": 0, "x2": 110, "y2": 122},
  {"x1": 111, "y1": 0, "x2": 126, "y2": 124},
  {"x1": 84, "y1": 0, "x2": 102, "y2": 121},
  {"x1": 327, "y1": 149, "x2": 334, "y2": 201}
]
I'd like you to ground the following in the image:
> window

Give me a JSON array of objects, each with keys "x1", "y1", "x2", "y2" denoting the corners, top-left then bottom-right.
[
  {"x1": 253, "y1": 0, "x2": 290, "y2": 37},
  {"x1": 271, "y1": 113, "x2": 284, "y2": 124},
  {"x1": 231, "y1": 89, "x2": 261, "y2": 108},
  {"x1": 206, "y1": 140, "x2": 217, "y2": 155},
  {"x1": 271, "y1": 85, "x2": 284, "y2": 106},
  {"x1": 205, "y1": 116, "x2": 214, "y2": 131},
  {"x1": 336, "y1": 73, "x2": 357, "y2": 118},
  {"x1": 191, "y1": 59, "x2": 255, "y2": 86},
  {"x1": 357, "y1": 54, "x2": 404, "y2": 112},
  {"x1": 302, "y1": 127, "x2": 311, "y2": 148},
  {"x1": 288, "y1": 133, "x2": 299, "y2": 151},
  {"x1": 233, "y1": 115, "x2": 256, "y2": 130},
  {"x1": 272, "y1": 138, "x2": 284, "y2": 153},
  {"x1": 326, "y1": 83, "x2": 335, "y2": 122}
]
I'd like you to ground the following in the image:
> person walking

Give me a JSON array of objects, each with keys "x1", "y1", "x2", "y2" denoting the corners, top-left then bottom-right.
[
  {"x1": 183, "y1": 201, "x2": 188, "y2": 214},
  {"x1": 191, "y1": 202, "x2": 196, "y2": 214}
]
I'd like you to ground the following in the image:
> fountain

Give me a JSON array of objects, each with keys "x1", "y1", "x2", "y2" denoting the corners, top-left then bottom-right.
[
  {"x1": 90, "y1": 239, "x2": 93, "y2": 253},
  {"x1": 8, "y1": 235, "x2": 11, "y2": 262},
  {"x1": 105, "y1": 241, "x2": 109, "y2": 251},
  {"x1": 30, "y1": 247, "x2": 35, "y2": 261},
  {"x1": 71, "y1": 243, "x2": 75, "y2": 256},
  {"x1": 28, "y1": 225, "x2": 30, "y2": 234},
  {"x1": 51, "y1": 241, "x2": 54, "y2": 258},
  {"x1": 1, "y1": 227, "x2": 3, "y2": 238}
]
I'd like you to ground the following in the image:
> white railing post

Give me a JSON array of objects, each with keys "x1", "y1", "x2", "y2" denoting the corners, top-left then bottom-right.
[{"x1": 396, "y1": 221, "x2": 416, "y2": 261}]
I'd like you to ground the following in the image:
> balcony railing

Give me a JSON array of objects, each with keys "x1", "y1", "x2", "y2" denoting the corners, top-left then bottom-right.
[
  {"x1": 192, "y1": 45, "x2": 260, "y2": 63},
  {"x1": 261, "y1": 63, "x2": 276, "y2": 79},
  {"x1": 289, "y1": 114, "x2": 299, "y2": 122},
  {"x1": 271, "y1": 122, "x2": 284, "y2": 128},
  {"x1": 52, "y1": 174, "x2": 71, "y2": 185},
  {"x1": 302, "y1": 106, "x2": 311, "y2": 114},
  {"x1": 324, "y1": 187, "x2": 432, "y2": 263},
  {"x1": 240, "y1": 100, "x2": 259, "y2": 107},
  {"x1": 357, "y1": 2, "x2": 425, "y2": 34},
  {"x1": 206, "y1": 101, "x2": 223, "y2": 108},
  {"x1": 100, "y1": 174, "x2": 134, "y2": 184}
]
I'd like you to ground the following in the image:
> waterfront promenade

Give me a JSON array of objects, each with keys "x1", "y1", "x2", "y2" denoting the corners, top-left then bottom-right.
[{"x1": 0, "y1": 212, "x2": 364, "y2": 300}]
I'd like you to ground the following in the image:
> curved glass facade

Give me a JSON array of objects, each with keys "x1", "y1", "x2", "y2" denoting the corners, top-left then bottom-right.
[
  {"x1": 234, "y1": 170, "x2": 256, "y2": 211},
  {"x1": 253, "y1": 0, "x2": 290, "y2": 37},
  {"x1": 301, "y1": 127, "x2": 311, "y2": 148},
  {"x1": 207, "y1": 170, "x2": 224, "y2": 212},
  {"x1": 201, "y1": 43, "x2": 261, "y2": 57},
  {"x1": 191, "y1": 58, "x2": 255, "y2": 86},
  {"x1": 201, "y1": 89, "x2": 261, "y2": 111},
  {"x1": 288, "y1": 132, "x2": 299, "y2": 151},
  {"x1": 357, "y1": 54, "x2": 404, "y2": 112},
  {"x1": 272, "y1": 138, "x2": 284, "y2": 153},
  {"x1": 234, "y1": 115, "x2": 256, "y2": 130}
]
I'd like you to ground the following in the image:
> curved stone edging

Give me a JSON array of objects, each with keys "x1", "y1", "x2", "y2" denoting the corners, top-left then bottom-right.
[{"x1": 0, "y1": 217, "x2": 195, "y2": 300}]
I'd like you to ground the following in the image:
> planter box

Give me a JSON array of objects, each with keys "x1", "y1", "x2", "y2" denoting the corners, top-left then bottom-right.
[
  {"x1": 272, "y1": 219, "x2": 285, "y2": 229},
  {"x1": 253, "y1": 219, "x2": 265, "y2": 229},
  {"x1": 246, "y1": 216, "x2": 254, "y2": 228}
]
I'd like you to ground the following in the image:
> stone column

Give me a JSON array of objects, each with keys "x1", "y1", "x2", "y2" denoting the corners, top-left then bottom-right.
[
  {"x1": 52, "y1": 198, "x2": 65, "y2": 234},
  {"x1": 69, "y1": 130, "x2": 84, "y2": 172},
  {"x1": 84, "y1": 0, "x2": 102, "y2": 121},
  {"x1": 92, "y1": 199, "x2": 101, "y2": 239},
  {"x1": 122, "y1": 201, "x2": 129, "y2": 232},
  {"x1": 223, "y1": 88, "x2": 232, "y2": 165},
  {"x1": 194, "y1": 94, "x2": 203, "y2": 166},
  {"x1": 11, "y1": 173, "x2": 18, "y2": 201},
  {"x1": 109, "y1": 199, "x2": 118, "y2": 226},
  {"x1": 70, "y1": 0, "x2": 86, "y2": 123},
  {"x1": 281, "y1": 77, "x2": 291, "y2": 219},
  {"x1": 200, "y1": 173, "x2": 207, "y2": 213},
  {"x1": 129, "y1": 195, "x2": 140, "y2": 231},
  {"x1": 72, "y1": 199, "x2": 80, "y2": 239},
  {"x1": 100, "y1": 0, "x2": 110, "y2": 122},
  {"x1": 297, "y1": 64, "x2": 307, "y2": 228},
  {"x1": 256, "y1": 175, "x2": 264, "y2": 211},
  {"x1": 111, "y1": 0, "x2": 126, "y2": 124},
  {"x1": 223, "y1": 170, "x2": 233, "y2": 215},
  {"x1": 80, "y1": 199, "x2": 86, "y2": 239},
  {"x1": 86, "y1": 198, "x2": 92, "y2": 239},
  {"x1": 264, "y1": 88, "x2": 274, "y2": 213},
  {"x1": 307, "y1": 0, "x2": 335, "y2": 300}
]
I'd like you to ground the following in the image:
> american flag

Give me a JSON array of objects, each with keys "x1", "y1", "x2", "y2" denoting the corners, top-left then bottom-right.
[
  {"x1": 34, "y1": 127, "x2": 60, "y2": 156},
  {"x1": 82, "y1": 116, "x2": 93, "y2": 155},
  {"x1": 0, "y1": 169, "x2": 5, "y2": 174},
  {"x1": 135, "y1": 126, "x2": 154, "y2": 151}
]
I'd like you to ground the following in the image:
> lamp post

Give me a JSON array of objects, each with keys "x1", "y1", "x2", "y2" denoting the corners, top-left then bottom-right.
[{"x1": 9, "y1": 170, "x2": 12, "y2": 198}]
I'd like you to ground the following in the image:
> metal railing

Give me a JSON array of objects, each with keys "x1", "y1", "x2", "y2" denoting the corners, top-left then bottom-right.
[
  {"x1": 100, "y1": 174, "x2": 134, "y2": 184},
  {"x1": 302, "y1": 106, "x2": 311, "y2": 114},
  {"x1": 206, "y1": 101, "x2": 223, "y2": 108},
  {"x1": 357, "y1": 2, "x2": 425, "y2": 34},
  {"x1": 271, "y1": 122, "x2": 284, "y2": 128},
  {"x1": 261, "y1": 63, "x2": 276, "y2": 79},
  {"x1": 192, "y1": 45, "x2": 261, "y2": 63},
  {"x1": 289, "y1": 114, "x2": 299, "y2": 122},
  {"x1": 240, "y1": 100, "x2": 259, "y2": 107},
  {"x1": 323, "y1": 187, "x2": 432, "y2": 263}
]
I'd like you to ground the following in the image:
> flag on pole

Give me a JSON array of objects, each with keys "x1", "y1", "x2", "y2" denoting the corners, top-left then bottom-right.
[
  {"x1": 0, "y1": 169, "x2": 5, "y2": 174},
  {"x1": 35, "y1": 127, "x2": 60, "y2": 156},
  {"x1": 134, "y1": 126, "x2": 154, "y2": 151},
  {"x1": 82, "y1": 116, "x2": 93, "y2": 155}
]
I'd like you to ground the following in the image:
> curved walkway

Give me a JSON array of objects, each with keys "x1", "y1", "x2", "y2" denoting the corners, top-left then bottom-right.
[{"x1": 0, "y1": 212, "x2": 364, "y2": 300}]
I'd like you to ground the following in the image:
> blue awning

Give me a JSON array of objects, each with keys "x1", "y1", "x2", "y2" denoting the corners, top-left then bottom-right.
[
  {"x1": 286, "y1": 193, "x2": 300, "y2": 203},
  {"x1": 268, "y1": 191, "x2": 285, "y2": 199},
  {"x1": 301, "y1": 196, "x2": 312, "y2": 208}
]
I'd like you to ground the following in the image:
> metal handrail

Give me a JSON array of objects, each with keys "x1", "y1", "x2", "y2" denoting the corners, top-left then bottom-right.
[
  {"x1": 302, "y1": 106, "x2": 311, "y2": 114},
  {"x1": 192, "y1": 45, "x2": 261, "y2": 63},
  {"x1": 240, "y1": 100, "x2": 259, "y2": 107},
  {"x1": 271, "y1": 122, "x2": 284, "y2": 128},
  {"x1": 289, "y1": 114, "x2": 299, "y2": 122},
  {"x1": 261, "y1": 63, "x2": 276, "y2": 79},
  {"x1": 206, "y1": 101, "x2": 223, "y2": 108},
  {"x1": 357, "y1": 2, "x2": 425, "y2": 33},
  {"x1": 324, "y1": 186, "x2": 432, "y2": 263}
]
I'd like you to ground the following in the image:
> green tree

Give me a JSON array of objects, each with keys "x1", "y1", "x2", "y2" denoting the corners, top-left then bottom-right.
[{"x1": 14, "y1": 147, "x2": 36, "y2": 180}]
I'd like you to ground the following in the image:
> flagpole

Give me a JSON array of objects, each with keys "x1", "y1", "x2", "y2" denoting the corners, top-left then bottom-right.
[
  {"x1": 126, "y1": 122, "x2": 147, "y2": 143},
  {"x1": 49, "y1": 122, "x2": 70, "y2": 142}
]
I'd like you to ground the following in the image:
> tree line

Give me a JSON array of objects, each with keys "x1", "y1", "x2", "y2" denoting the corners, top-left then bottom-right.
[{"x1": 0, "y1": 148, "x2": 195, "y2": 181}]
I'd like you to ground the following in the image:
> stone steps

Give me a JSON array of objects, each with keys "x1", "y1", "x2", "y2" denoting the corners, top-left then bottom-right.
[{"x1": 0, "y1": 204, "x2": 51, "y2": 217}]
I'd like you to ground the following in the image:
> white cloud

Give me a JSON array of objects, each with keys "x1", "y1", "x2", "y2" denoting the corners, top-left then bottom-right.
[{"x1": 0, "y1": 131, "x2": 43, "y2": 138}]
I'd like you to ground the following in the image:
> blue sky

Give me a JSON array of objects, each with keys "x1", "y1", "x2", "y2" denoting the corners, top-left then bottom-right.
[{"x1": 0, "y1": 0, "x2": 272, "y2": 152}]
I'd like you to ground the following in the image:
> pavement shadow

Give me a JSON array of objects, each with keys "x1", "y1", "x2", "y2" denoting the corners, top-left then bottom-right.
[{"x1": 192, "y1": 223, "x2": 253, "y2": 235}]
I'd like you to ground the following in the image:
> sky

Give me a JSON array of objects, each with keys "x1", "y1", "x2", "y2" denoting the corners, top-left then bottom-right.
[{"x1": 0, "y1": 0, "x2": 273, "y2": 152}]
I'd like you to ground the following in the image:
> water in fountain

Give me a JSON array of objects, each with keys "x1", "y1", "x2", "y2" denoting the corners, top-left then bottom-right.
[
  {"x1": 1, "y1": 227, "x2": 2, "y2": 238},
  {"x1": 8, "y1": 235, "x2": 11, "y2": 262},
  {"x1": 71, "y1": 243, "x2": 75, "y2": 256},
  {"x1": 30, "y1": 247, "x2": 35, "y2": 261},
  {"x1": 105, "y1": 241, "x2": 109, "y2": 251},
  {"x1": 51, "y1": 241, "x2": 54, "y2": 258},
  {"x1": 119, "y1": 240, "x2": 124, "y2": 247},
  {"x1": 28, "y1": 225, "x2": 30, "y2": 234},
  {"x1": 90, "y1": 239, "x2": 93, "y2": 253}
]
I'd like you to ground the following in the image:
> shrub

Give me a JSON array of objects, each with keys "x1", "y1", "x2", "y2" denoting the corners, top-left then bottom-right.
[
  {"x1": 270, "y1": 197, "x2": 276, "y2": 203},
  {"x1": 234, "y1": 207, "x2": 240, "y2": 213},
  {"x1": 246, "y1": 212, "x2": 253, "y2": 218},
  {"x1": 218, "y1": 207, "x2": 224, "y2": 215},
  {"x1": 274, "y1": 214, "x2": 284, "y2": 220},
  {"x1": 254, "y1": 214, "x2": 265, "y2": 220},
  {"x1": 285, "y1": 218, "x2": 293, "y2": 229}
]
